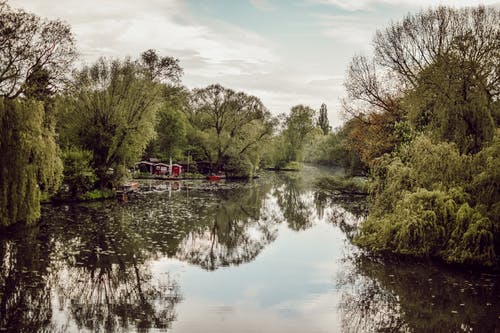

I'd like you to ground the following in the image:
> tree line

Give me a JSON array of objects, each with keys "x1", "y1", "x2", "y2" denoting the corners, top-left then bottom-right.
[
  {"x1": 0, "y1": 2, "x2": 332, "y2": 227},
  {"x1": 3, "y1": 2, "x2": 498, "y2": 270}
]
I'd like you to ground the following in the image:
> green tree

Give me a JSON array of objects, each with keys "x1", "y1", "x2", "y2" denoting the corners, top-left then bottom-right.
[
  {"x1": 341, "y1": 6, "x2": 500, "y2": 268},
  {"x1": 317, "y1": 103, "x2": 331, "y2": 135},
  {"x1": 58, "y1": 52, "x2": 182, "y2": 188},
  {"x1": 356, "y1": 134, "x2": 499, "y2": 267},
  {"x1": 60, "y1": 147, "x2": 97, "y2": 198},
  {"x1": 281, "y1": 105, "x2": 317, "y2": 164},
  {"x1": 405, "y1": 50, "x2": 495, "y2": 154},
  {"x1": 145, "y1": 85, "x2": 190, "y2": 160},
  {"x1": 0, "y1": 98, "x2": 62, "y2": 226},
  {"x1": 0, "y1": 3, "x2": 74, "y2": 227},
  {"x1": 188, "y1": 84, "x2": 273, "y2": 174},
  {"x1": 305, "y1": 127, "x2": 367, "y2": 175}
]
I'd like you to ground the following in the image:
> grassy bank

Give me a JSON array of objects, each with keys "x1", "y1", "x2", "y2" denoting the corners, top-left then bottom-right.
[{"x1": 315, "y1": 175, "x2": 368, "y2": 195}]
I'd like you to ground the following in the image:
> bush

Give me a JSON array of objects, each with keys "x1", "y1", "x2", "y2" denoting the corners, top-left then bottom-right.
[
  {"x1": 225, "y1": 156, "x2": 254, "y2": 178},
  {"x1": 61, "y1": 147, "x2": 97, "y2": 197},
  {"x1": 356, "y1": 134, "x2": 499, "y2": 268},
  {"x1": 78, "y1": 188, "x2": 115, "y2": 201},
  {"x1": 357, "y1": 188, "x2": 496, "y2": 266},
  {"x1": 315, "y1": 176, "x2": 368, "y2": 195}
]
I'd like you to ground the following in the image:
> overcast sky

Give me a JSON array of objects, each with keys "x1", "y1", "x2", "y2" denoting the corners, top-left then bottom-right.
[{"x1": 10, "y1": 0, "x2": 499, "y2": 126}]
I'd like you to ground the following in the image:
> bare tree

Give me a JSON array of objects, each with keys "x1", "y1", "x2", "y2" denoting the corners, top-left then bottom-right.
[
  {"x1": 343, "y1": 55, "x2": 403, "y2": 121},
  {"x1": 373, "y1": 6, "x2": 499, "y2": 96},
  {"x1": 140, "y1": 49, "x2": 182, "y2": 83},
  {"x1": 0, "y1": 1, "x2": 76, "y2": 98},
  {"x1": 343, "y1": 6, "x2": 499, "y2": 124}
]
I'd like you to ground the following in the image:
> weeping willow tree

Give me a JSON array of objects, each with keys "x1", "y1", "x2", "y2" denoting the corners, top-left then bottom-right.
[
  {"x1": 0, "y1": 2, "x2": 75, "y2": 227},
  {"x1": 0, "y1": 98, "x2": 63, "y2": 227},
  {"x1": 342, "y1": 6, "x2": 500, "y2": 268},
  {"x1": 356, "y1": 134, "x2": 499, "y2": 267}
]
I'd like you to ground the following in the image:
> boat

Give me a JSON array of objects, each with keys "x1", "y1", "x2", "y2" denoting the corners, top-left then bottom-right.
[
  {"x1": 118, "y1": 181, "x2": 139, "y2": 193},
  {"x1": 207, "y1": 174, "x2": 225, "y2": 181}
]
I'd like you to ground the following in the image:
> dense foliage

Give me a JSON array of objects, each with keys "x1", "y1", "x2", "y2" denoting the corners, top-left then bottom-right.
[
  {"x1": 57, "y1": 55, "x2": 179, "y2": 188},
  {"x1": 264, "y1": 104, "x2": 323, "y2": 170},
  {"x1": 304, "y1": 124, "x2": 367, "y2": 175},
  {"x1": 357, "y1": 135, "x2": 499, "y2": 266},
  {"x1": 0, "y1": 98, "x2": 62, "y2": 226},
  {"x1": 341, "y1": 6, "x2": 500, "y2": 268},
  {"x1": 0, "y1": 2, "x2": 73, "y2": 227},
  {"x1": 186, "y1": 84, "x2": 274, "y2": 176}
]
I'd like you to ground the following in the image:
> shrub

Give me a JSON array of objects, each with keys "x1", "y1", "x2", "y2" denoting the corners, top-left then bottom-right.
[
  {"x1": 78, "y1": 189, "x2": 115, "y2": 201},
  {"x1": 61, "y1": 147, "x2": 97, "y2": 197},
  {"x1": 315, "y1": 176, "x2": 368, "y2": 195},
  {"x1": 356, "y1": 134, "x2": 499, "y2": 268},
  {"x1": 225, "y1": 156, "x2": 254, "y2": 178}
]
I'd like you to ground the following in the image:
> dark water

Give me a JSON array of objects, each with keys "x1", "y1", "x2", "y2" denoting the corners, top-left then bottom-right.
[{"x1": 1, "y1": 166, "x2": 499, "y2": 333}]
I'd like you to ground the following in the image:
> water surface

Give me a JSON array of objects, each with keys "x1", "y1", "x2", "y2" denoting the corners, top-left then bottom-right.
[{"x1": 1, "y1": 166, "x2": 499, "y2": 332}]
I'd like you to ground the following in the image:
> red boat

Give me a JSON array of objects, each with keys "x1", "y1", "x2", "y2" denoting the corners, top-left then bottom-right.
[{"x1": 207, "y1": 174, "x2": 225, "y2": 181}]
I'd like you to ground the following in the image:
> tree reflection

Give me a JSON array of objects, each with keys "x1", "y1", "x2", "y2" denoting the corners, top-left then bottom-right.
[
  {"x1": 272, "y1": 171, "x2": 368, "y2": 233},
  {"x1": 0, "y1": 225, "x2": 53, "y2": 333},
  {"x1": 273, "y1": 172, "x2": 316, "y2": 231},
  {"x1": 1, "y1": 169, "x2": 382, "y2": 332},
  {"x1": 338, "y1": 252, "x2": 500, "y2": 332},
  {"x1": 175, "y1": 181, "x2": 279, "y2": 270},
  {"x1": 315, "y1": 190, "x2": 368, "y2": 241},
  {"x1": 45, "y1": 204, "x2": 183, "y2": 332}
]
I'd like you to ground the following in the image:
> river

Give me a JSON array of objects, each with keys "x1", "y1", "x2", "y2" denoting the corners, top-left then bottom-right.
[{"x1": 1, "y1": 166, "x2": 499, "y2": 332}]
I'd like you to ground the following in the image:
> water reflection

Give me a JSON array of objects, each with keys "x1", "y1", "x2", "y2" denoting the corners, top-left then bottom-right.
[
  {"x1": 0, "y1": 226, "x2": 53, "y2": 333},
  {"x1": 50, "y1": 207, "x2": 182, "y2": 332},
  {"x1": 175, "y1": 181, "x2": 279, "y2": 270},
  {"x1": 338, "y1": 251, "x2": 500, "y2": 333},
  {"x1": 1, "y1": 169, "x2": 499, "y2": 332},
  {"x1": 273, "y1": 172, "x2": 316, "y2": 231}
]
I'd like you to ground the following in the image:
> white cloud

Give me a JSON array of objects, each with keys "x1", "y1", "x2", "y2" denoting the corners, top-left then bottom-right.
[
  {"x1": 13, "y1": 0, "x2": 489, "y2": 128},
  {"x1": 315, "y1": 14, "x2": 380, "y2": 46},
  {"x1": 9, "y1": 0, "x2": 278, "y2": 75},
  {"x1": 310, "y1": 0, "x2": 500, "y2": 11},
  {"x1": 250, "y1": 0, "x2": 276, "y2": 11},
  {"x1": 11, "y1": 0, "x2": 348, "y2": 123}
]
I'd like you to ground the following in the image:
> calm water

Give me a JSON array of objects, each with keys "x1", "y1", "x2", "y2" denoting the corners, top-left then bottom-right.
[{"x1": 1, "y1": 166, "x2": 499, "y2": 333}]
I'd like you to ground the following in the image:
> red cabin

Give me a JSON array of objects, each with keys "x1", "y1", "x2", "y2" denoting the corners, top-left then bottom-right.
[
  {"x1": 171, "y1": 164, "x2": 182, "y2": 177},
  {"x1": 135, "y1": 160, "x2": 183, "y2": 177}
]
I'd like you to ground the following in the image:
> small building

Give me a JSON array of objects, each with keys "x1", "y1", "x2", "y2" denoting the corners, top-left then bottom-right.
[
  {"x1": 136, "y1": 161, "x2": 154, "y2": 173},
  {"x1": 153, "y1": 163, "x2": 169, "y2": 175},
  {"x1": 171, "y1": 164, "x2": 182, "y2": 177},
  {"x1": 135, "y1": 160, "x2": 183, "y2": 177}
]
